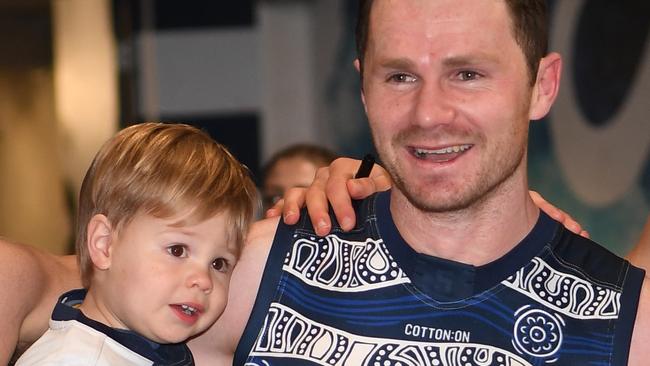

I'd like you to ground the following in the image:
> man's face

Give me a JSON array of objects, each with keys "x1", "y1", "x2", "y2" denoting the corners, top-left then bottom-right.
[{"x1": 360, "y1": 0, "x2": 537, "y2": 212}]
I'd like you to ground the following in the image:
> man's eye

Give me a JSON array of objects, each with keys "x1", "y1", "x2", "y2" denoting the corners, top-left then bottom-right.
[
  {"x1": 457, "y1": 71, "x2": 481, "y2": 81},
  {"x1": 167, "y1": 245, "x2": 188, "y2": 258},
  {"x1": 388, "y1": 73, "x2": 416, "y2": 83},
  {"x1": 212, "y1": 258, "x2": 229, "y2": 272}
]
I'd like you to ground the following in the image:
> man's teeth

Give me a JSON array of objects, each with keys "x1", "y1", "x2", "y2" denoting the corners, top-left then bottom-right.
[
  {"x1": 180, "y1": 304, "x2": 197, "y2": 315},
  {"x1": 414, "y1": 144, "x2": 471, "y2": 158}
]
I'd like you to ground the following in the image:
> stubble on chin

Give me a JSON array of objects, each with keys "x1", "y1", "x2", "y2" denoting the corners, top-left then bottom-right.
[{"x1": 385, "y1": 142, "x2": 527, "y2": 215}]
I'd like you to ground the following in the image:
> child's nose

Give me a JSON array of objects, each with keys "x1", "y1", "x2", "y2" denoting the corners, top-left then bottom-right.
[{"x1": 187, "y1": 268, "x2": 213, "y2": 294}]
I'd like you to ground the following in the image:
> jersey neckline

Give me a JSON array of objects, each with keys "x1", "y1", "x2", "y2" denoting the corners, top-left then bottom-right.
[{"x1": 372, "y1": 190, "x2": 560, "y2": 303}]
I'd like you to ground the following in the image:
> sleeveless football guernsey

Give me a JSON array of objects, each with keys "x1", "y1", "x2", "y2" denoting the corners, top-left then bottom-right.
[{"x1": 235, "y1": 191, "x2": 645, "y2": 365}]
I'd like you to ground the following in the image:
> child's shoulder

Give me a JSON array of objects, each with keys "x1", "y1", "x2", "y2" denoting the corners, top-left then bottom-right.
[{"x1": 15, "y1": 320, "x2": 151, "y2": 366}]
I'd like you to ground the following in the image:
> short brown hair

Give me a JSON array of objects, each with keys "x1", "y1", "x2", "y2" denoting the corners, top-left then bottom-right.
[
  {"x1": 355, "y1": 0, "x2": 548, "y2": 85},
  {"x1": 76, "y1": 122, "x2": 258, "y2": 288},
  {"x1": 262, "y1": 143, "x2": 338, "y2": 183}
]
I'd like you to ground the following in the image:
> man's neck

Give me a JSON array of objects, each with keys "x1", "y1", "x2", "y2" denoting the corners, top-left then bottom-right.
[{"x1": 390, "y1": 180, "x2": 539, "y2": 267}]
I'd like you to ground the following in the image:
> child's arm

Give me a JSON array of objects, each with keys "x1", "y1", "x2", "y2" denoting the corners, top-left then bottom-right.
[{"x1": 0, "y1": 239, "x2": 80, "y2": 363}]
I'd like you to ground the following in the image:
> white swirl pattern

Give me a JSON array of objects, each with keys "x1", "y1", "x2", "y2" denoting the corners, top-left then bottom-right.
[
  {"x1": 250, "y1": 303, "x2": 532, "y2": 366},
  {"x1": 283, "y1": 234, "x2": 410, "y2": 292},
  {"x1": 502, "y1": 257, "x2": 621, "y2": 319}
]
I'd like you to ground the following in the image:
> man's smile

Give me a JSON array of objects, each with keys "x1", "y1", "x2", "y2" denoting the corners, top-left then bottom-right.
[{"x1": 409, "y1": 144, "x2": 473, "y2": 163}]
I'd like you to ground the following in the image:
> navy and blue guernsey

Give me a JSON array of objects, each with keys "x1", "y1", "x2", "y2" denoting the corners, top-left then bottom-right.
[
  {"x1": 16, "y1": 289, "x2": 194, "y2": 366},
  {"x1": 235, "y1": 190, "x2": 645, "y2": 366}
]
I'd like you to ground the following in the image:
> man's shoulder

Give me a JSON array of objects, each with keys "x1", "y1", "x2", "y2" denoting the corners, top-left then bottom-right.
[
  {"x1": 241, "y1": 217, "x2": 280, "y2": 274},
  {"x1": 544, "y1": 227, "x2": 646, "y2": 364},
  {"x1": 192, "y1": 217, "x2": 281, "y2": 365},
  {"x1": 246, "y1": 217, "x2": 281, "y2": 248},
  {"x1": 550, "y1": 227, "x2": 644, "y2": 288}
]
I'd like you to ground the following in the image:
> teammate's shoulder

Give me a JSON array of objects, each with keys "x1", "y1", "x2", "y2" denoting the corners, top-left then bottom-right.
[{"x1": 0, "y1": 239, "x2": 53, "y2": 304}]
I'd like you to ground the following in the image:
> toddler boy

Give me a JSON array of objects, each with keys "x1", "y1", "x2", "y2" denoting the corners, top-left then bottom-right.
[{"x1": 16, "y1": 123, "x2": 257, "y2": 365}]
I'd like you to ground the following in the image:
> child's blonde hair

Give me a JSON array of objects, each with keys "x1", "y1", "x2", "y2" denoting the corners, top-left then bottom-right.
[{"x1": 76, "y1": 122, "x2": 258, "y2": 288}]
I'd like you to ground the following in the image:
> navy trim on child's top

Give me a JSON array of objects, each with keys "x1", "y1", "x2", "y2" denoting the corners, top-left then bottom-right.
[{"x1": 53, "y1": 289, "x2": 194, "y2": 366}]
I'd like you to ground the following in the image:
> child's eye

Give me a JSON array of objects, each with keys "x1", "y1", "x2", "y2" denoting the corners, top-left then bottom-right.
[
  {"x1": 167, "y1": 245, "x2": 188, "y2": 258},
  {"x1": 212, "y1": 258, "x2": 229, "y2": 272}
]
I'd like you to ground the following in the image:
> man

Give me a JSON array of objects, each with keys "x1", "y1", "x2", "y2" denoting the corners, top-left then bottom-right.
[
  {"x1": 196, "y1": 0, "x2": 648, "y2": 364},
  {"x1": 1, "y1": 0, "x2": 647, "y2": 365}
]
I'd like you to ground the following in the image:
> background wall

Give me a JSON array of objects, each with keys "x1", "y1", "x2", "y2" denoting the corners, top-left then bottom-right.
[
  {"x1": 0, "y1": 1, "x2": 71, "y2": 253},
  {"x1": 531, "y1": 0, "x2": 650, "y2": 255}
]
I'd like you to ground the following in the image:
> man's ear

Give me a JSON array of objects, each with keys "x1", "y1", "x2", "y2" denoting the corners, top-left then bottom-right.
[
  {"x1": 529, "y1": 52, "x2": 562, "y2": 121},
  {"x1": 86, "y1": 214, "x2": 114, "y2": 270},
  {"x1": 354, "y1": 58, "x2": 368, "y2": 113}
]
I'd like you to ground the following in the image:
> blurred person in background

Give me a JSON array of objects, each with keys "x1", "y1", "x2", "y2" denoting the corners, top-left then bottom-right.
[{"x1": 261, "y1": 144, "x2": 338, "y2": 211}]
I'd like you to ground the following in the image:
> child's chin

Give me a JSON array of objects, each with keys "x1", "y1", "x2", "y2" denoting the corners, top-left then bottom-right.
[
  {"x1": 154, "y1": 337, "x2": 187, "y2": 345},
  {"x1": 145, "y1": 330, "x2": 192, "y2": 345},
  {"x1": 144, "y1": 321, "x2": 210, "y2": 344}
]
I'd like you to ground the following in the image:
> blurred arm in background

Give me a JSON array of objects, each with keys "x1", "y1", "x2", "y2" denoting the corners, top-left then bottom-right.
[
  {"x1": 628, "y1": 217, "x2": 650, "y2": 270},
  {"x1": 0, "y1": 239, "x2": 79, "y2": 364}
]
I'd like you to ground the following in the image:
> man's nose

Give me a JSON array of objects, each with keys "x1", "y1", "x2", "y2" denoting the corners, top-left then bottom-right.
[{"x1": 412, "y1": 81, "x2": 456, "y2": 127}]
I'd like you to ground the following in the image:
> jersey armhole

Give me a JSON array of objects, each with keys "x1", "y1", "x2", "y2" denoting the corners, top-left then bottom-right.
[
  {"x1": 612, "y1": 263, "x2": 646, "y2": 365},
  {"x1": 233, "y1": 219, "x2": 295, "y2": 364}
]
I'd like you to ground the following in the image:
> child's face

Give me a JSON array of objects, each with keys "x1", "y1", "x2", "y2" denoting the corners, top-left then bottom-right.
[{"x1": 97, "y1": 210, "x2": 237, "y2": 343}]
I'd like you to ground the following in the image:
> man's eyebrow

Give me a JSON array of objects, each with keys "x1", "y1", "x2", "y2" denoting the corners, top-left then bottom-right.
[
  {"x1": 442, "y1": 54, "x2": 500, "y2": 68},
  {"x1": 377, "y1": 58, "x2": 417, "y2": 70},
  {"x1": 375, "y1": 55, "x2": 499, "y2": 70}
]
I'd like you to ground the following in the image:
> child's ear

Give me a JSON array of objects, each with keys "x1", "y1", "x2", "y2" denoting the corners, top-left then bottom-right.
[{"x1": 86, "y1": 214, "x2": 115, "y2": 270}]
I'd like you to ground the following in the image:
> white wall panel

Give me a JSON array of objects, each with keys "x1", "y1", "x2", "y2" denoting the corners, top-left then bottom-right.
[{"x1": 138, "y1": 28, "x2": 260, "y2": 116}]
